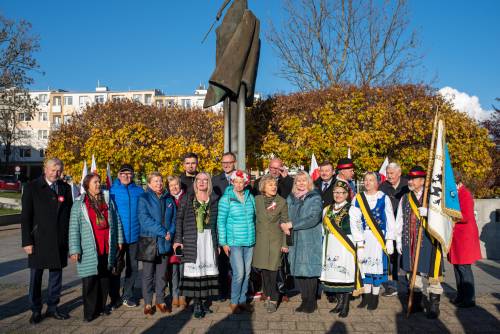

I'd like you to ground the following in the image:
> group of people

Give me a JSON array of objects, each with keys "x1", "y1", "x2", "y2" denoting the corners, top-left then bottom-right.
[{"x1": 20, "y1": 153, "x2": 482, "y2": 324}]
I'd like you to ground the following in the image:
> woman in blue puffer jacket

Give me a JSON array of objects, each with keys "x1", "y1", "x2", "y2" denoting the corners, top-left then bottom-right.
[
  {"x1": 217, "y1": 170, "x2": 256, "y2": 313},
  {"x1": 137, "y1": 172, "x2": 176, "y2": 315}
]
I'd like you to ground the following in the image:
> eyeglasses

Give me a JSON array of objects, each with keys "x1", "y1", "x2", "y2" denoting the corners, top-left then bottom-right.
[
  {"x1": 221, "y1": 161, "x2": 235, "y2": 164},
  {"x1": 119, "y1": 172, "x2": 133, "y2": 177},
  {"x1": 333, "y1": 191, "x2": 347, "y2": 195},
  {"x1": 197, "y1": 179, "x2": 209, "y2": 182}
]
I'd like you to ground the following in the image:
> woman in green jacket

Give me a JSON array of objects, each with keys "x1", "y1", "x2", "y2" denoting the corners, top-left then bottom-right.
[
  {"x1": 69, "y1": 173, "x2": 124, "y2": 322},
  {"x1": 252, "y1": 174, "x2": 289, "y2": 313}
]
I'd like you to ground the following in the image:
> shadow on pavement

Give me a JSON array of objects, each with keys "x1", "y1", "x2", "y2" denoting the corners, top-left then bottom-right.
[
  {"x1": 0, "y1": 258, "x2": 27, "y2": 278},
  {"x1": 475, "y1": 260, "x2": 500, "y2": 280},
  {"x1": 326, "y1": 321, "x2": 348, "y2": 333}
]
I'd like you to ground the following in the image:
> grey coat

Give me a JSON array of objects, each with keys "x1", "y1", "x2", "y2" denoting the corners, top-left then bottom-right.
[{"x1": 287, "y1": 190, "x2": 323, "y2": 277}]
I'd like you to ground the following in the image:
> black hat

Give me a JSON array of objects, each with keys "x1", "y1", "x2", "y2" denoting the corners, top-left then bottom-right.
[
  {"x1": 408, "y1": 166, "x2": 426, "y2": 179},
  {"x1": 118, "y1": 164, "x2": 134, "y2": 173},
  {"x1": 337, "y1": 158, "x2": 354, "y2": 170}
]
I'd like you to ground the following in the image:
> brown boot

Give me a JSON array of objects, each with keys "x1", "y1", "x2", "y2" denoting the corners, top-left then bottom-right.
[
  {"x1": 229, "y1": 304, "x2": 241, "y2": 314},
  {"x1": 179, "y1": 296, "x2": 187, "y2": 310},
  {"x1": 156, "y1": 303, "x2": 172, "y2": 314},
  {"x1": 172, "y1": 297, "x2": 179, "y2": 308},
  {"x1": 143, "y1": 304, "x2": 155, "y2": 315}
]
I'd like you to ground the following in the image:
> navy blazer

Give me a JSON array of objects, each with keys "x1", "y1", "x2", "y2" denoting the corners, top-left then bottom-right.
[{"x1": 137, "y1": 188, "x2": 176, "y2": 255}]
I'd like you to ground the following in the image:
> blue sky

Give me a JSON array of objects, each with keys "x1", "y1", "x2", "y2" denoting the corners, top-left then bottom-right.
[{"x1": 2, "y1": 0, "x2": 499, "y2": 117}]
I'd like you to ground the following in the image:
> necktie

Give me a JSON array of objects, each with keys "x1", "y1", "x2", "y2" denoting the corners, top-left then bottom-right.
[
  {"x1": 323, "y1": 182, "x2": 328, "y2": 192},
  {"x1": 50, "y1": 183, "x2": 57, "y2": 193}
]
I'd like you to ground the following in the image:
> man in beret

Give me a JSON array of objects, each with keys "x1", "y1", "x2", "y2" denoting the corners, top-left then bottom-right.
[
  {"x1": 395, "y1": 166, "x2": 444, "y2": 319},
  {"x1": 335, "y1": 158, "x2": 356, "y2": 198}
]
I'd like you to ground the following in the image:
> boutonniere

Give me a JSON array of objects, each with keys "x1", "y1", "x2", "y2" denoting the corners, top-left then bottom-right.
[
  {"x1": 266, "y1": 201, "x2": 277, "y2": 211},
  {"x1": 58, "y1": 196, "x2": 65, "y2": 203}
]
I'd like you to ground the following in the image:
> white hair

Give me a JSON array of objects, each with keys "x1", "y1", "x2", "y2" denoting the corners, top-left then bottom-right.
[{"x1": 387, "y1": 162, "x2": 401, "y2": 171}]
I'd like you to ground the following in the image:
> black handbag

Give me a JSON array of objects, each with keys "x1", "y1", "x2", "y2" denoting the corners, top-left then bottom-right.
[
  {"x1": 135, "y1": 236, "x2": 157, "y2": 262},
  {"x1": 112, "y1": 248, "x2": 125, "y2": 276},
  {"x1": 277, "y1": 253, "x2": 294, "y2": 294}
]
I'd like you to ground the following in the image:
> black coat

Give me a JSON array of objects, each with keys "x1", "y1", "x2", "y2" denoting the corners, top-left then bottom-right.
[
  {"x1": 379, "y1": 178, "x2": 409, "y2": 216},
  {"x1": 173, "y1": 193, "x2": 219, "y2": 264},
  {"x1": 212, "y1": 173, "x2": 230, "y2": 200},
  {"x1": 252, "y1": 175, "x2": 293, "y2": 199},
  {"x1": 180, "y1": 173, "x2": 197, "y2": 194},
  {"x1": 314, "y1": 178, "x2": 334, "y2": 208},
  {"x1": 21, "y1": 177, "x2": 73, "y2": 269}
]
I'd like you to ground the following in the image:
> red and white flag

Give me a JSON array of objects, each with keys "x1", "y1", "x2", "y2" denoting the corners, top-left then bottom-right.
[
  {"x1": 91, "y1": 154, "x2": 97, "y2": 173},
  {"x1": 347, "y1": 146, "x2": 351, "y2": 159},
  {"x1": 378, "y1": 157, "x2": 389, "y2": 183},
  {"x1": 106, "y1": 162, "x2": 112, "y2": 189},
  {"x1": 80, "y1": 160, "x2": 88, "y2": 193},
  {"x1": 309, "y1": 153, "x2": 320, "y2": 181}
]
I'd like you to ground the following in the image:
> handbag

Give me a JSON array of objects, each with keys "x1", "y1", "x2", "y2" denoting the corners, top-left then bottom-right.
[
  {"x1": 277, "y1": 253, "x2": 294, "y2": 294},
  {"x1": 135, "y1": 236, "x2": 157, "y2": 262},
  {"x1": 111, "y1": 248, "x2": 125, "y2": 276}
]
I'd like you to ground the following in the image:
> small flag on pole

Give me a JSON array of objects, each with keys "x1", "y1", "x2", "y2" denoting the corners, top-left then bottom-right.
[
  {"x1": 80, "y1": 160, "x2": 88, "y2": 194},
  {"x1": 347, "y1": 146, "x2": 351, "y2": 159},
  {"x1": 91, "y1": 154, "x2": 97, "y2": 173},
  {"x1": 378, "y1": 157, "x2": 389, "y2": 183},
  {"x1": 106, "y1": 163, "x2": 112, "y2": 189},
  {"x1": 309, "y1": 153, "x2": 320, "y2": 181}
]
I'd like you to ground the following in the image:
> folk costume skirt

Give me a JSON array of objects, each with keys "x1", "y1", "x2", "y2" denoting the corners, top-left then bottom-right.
[
  {"x1": 320, "y1": 233, "x2": 357, "y2": 293},
  {"x1": 181, "y1": 229, "x2": 219, "y2": 298}
]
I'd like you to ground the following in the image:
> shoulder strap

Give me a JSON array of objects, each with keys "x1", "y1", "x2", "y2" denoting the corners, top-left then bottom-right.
[{"x1": 355, "y1": 192, "x2": 387, "y2": 255}]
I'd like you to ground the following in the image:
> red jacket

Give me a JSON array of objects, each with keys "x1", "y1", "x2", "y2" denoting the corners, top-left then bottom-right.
[{"x1": 448, "y1": 186, "x2": 482, "y2": 264}]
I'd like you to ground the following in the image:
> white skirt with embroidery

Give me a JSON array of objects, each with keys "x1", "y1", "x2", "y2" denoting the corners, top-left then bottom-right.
[
  {"x1": 183, "y1": 229, "x2": 219, "y2": 278},
  {"x1": 361, "y1": 229, "x2": 383, "y2": 275},
  {"x1": 320, "y1": 233, "x2": 356, "y2": 283}
]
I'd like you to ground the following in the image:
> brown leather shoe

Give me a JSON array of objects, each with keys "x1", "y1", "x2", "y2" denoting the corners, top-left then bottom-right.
[
  {"x1": 143, "y1": 304, "x2": 155, "y2": 315},
  {"x1": 156, "y1": 303, "x2": 172, "y2": 314},
  {"x1": 229, "y1": 304, "x2": 241, "y2": 314},
  {"x1": 179, "y1": 296, "x2": 187, "y2": 310},
  {"x1": 172, "y1": 297, "x2": 179, "y2": 307}
]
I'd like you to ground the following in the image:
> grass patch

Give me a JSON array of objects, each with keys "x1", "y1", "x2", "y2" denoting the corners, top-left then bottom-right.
[
  {"x1": 0, "y1": 192, "x2": 21, "y2": 199},
  {"x1": 0, "y1": 208, "x2": 20, "y2": 215}
]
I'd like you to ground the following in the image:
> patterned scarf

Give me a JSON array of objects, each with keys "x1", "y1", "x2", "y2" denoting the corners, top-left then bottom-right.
[
  {"x1": 86, "y1": 193, "x2": 108, "y2": 229},
  {"x1": 193, "y1": 199, "x2": 210, "y2": 233}
]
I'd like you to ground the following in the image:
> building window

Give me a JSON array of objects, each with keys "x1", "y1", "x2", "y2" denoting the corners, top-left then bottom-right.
[
  {"x1": 145, "y1": 94, "x2": 152, "y2": 105},
  {"x1": 19, "y1": 148, "x2": 31, "y2": 158},
  {"x1": 133, "y1": 94, "x2": 142, "y2": 102},
  {"x1": 95, "y1": 95, "x2": 105, "y2": 103},
  {"x1": 79, "y1": 96, "x2": 89, "y2": 105},
  {"x1": 54, "y1": 116, "x2": 61, "y2": 125},
  {"x1": 181, "y1": 99, "x2": 192, "y2": 108},
  {"x1": 63, "y1": 115, "x2": 72, "y2": 124},
  {"x1": 53, "y1": 96, "x2": 61, "y2": 106},
  {"x1": 18, "y1": 112, "x2": 31, "y2": 121},
  {"x1": 156, "y1": 100, "x2": 164, "y2": 107},
  {"x1": 64, "y1": 96, "x2": 73, "y2": 105},
  {"x1": 112, "y1": 95, "x2": 125, "y2": 101},
  {"x1": 38, "y1": 130, "x2": 48, "y2": 140},
  {"x1": 39, "y1": 149, "x2": 45, "y2": 157},
  {"x1": 39, "y1": 94, "x2": 48, "y2": 103},
  {"x1": 167, "y1": 99, "x2": 175, "y2": 108},
  {"x1": 39, "y1": 112, "x2": 48, "y2": 121}
]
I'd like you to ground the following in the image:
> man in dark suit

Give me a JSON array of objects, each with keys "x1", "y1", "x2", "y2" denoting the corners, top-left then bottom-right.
[
  {"x1": 180, "y1": 152, "x2": 199, "y2": 193},
  {"x1": 212, "y1": 152, "x2": 236, "y2": 200},
  {"x1": 252, "y1": 158, "x2": 293, "y2": 199},
  {"x1": 211, "y1": 152, "x2": 237, "y2": 300},
  {"x1": 21, "y1": 158, "x2": 73, "y2": 324},
  {"x1": 314, "y1": 161, "x2": 335, "y2": 208}
]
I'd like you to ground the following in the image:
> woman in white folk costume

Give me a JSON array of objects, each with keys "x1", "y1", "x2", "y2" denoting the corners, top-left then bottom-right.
[
  {"x1": 320, "y1": 180, "x2": 363, "y2": 318},
  {"x1": 350, "y1": 172, "x2": 396, "y2": 310}
]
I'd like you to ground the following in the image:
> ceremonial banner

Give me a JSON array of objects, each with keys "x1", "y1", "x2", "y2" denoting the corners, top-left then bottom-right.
[
  {"x1": 309, "y1": 153, "x2": 320, "y2": 181},
  {"x1": 378, "y1": 157, "x2": 389, "y2": 183},
  {"x1": 427, "y1": 120, "x2": 462, "y2": 253}
]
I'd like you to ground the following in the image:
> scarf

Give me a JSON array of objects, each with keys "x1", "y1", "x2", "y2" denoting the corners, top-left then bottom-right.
[
  {"x1": 193, "y1": 198, "x2": 210, "y2": 233},
  {"x1": 293, "y1": 189, "x2": 308, "y2": 200},
  {"x1": 86, "y1": 193, "x2": 109, "y2": 229}
]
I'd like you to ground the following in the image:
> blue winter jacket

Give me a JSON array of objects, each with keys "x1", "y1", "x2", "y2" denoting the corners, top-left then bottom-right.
[
  {"x1": 137, "y1": 188, "x2": 176, "y2": 255},
  {"x1": 109, "y1": 179, "x2": 144, "y2": 244},
  {"x1": 217, "y1": 185, "x2": 256, "y2": 247}
]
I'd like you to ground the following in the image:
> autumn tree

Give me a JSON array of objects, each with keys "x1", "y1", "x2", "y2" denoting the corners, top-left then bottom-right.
[
  {"x1": 268, "y1": 0, "x2": 420, "y2": 90},
  {"x1": 46, "y1": 101, "x2": 224, "y2": 183},
  {"x1": 247, "y1": 84, "x2": 496, "y2": 197}
]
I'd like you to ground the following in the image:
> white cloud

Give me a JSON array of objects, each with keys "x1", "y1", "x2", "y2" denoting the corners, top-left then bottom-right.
[{"x1": 438, "y1": 87, "x2": 492, "y2": 121}]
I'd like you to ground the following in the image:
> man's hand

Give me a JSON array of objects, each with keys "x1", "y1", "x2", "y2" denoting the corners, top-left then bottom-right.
[
  {"x1": 23, "y1": 245, "x2": 33, "y2": 255},
  {"x1": 281, "y1": 247, "x2": 289, "y2": 253},
  {"x1": 418, "y1": 207, "x2": 428, "y2": 218},
  {"x1": 280, "y1": 167, "x2": 289, "y2": 178},
  {"x1": 173, "y1": 242, "x2": 183, "y2": 251},
  {"x1": 396, "y1": 239, "x2": 403, "y2": 255},
  {"x1": 223, "y1": 245, "x2": 230, "y2": 257},
  {"x1": 165, "y1": 232, "x2": 171, "y2": 241},
  {"x1": 118, "y1": 244, "x2": 123, "y2": 251},
  {"x1": 70, "y1": 254, "x2": 80, "y2": 263}
]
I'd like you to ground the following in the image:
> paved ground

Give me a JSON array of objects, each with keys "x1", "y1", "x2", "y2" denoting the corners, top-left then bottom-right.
[{"x1": 1, "y1": 225, "x2": 499, "y2": 333}]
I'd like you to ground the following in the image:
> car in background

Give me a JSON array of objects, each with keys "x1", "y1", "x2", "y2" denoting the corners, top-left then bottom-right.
[{"x1": 0, "y1": 175, "x2": 21, "y2": 192}]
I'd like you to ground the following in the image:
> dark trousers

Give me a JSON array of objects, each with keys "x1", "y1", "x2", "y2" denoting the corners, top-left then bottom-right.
[
  {"x1": 295, "y1": 277, "x2": 318, "y2": 304},
  {"x1": 217, "y1": 251, "x2": 230, "y2": 299},
  {"x1": 109, "y1": 243, "x2": 139, "y2": 302},
  {"x1": 142, "y1": 255, "x2": 168, "y2": 306},
  {"x1": 454, "y1": 264, "x2": 476, "y2": 303},
  {"x1": 261, "y1": 269, "x2": 279, "y2": 302},
  {"x1": 389, "y1": 240, "x2": 399, "y2": 281},
  {"x1": 82, "y1": 255, "x2": 110, "y2": 319},
  {"x1": 29, "y1": 268, "x2": 62, "y2": 313}
]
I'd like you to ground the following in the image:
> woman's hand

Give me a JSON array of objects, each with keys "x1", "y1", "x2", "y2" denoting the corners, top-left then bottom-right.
[
  {"x1": 165, "y1": 232, "x2": 171, "y2": 241},
  {"x1": 70, "y1": 254, "x2": 80, "y2": 263},
  {"x1": 223, "y1": 245, "x2": 230, "y2": 257},
  {"x1": 280, "y1": 247, "x2": 289, "y2": 253},
  {"x1": 118, "y1": 244, "x2": 123, "y2": 251},
  {"x1": 280, "y1": 223, "x2": 290, "y2": 235},
  {"x1": 173, "y1": 242, "x2": 183, "y2": 251}
]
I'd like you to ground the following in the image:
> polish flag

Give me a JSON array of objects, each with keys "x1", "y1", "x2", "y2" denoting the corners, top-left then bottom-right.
[
  {"x1": 80, "y1": 160, "x2": 88, "y2": 194},
  {"x1": 347, "y1": 146, "x2": 351, "y2": 159},
  {"x1": 309, "y1": 153, "x2": 320, "y2": 181},
  {"x1": 91, "y1": 154, "x2": 97, "y2": 173},
  {"x1": 378, "y1": 157, "x2": 389, "y2": 183},
  {"x1": 106, "y1": 162, "x2": 112, "y2": 189}
]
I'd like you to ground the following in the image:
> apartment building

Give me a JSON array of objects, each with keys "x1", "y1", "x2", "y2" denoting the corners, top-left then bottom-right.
[{"x1": 3, "y1": 85, "x2": 223, "y2": 178}]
